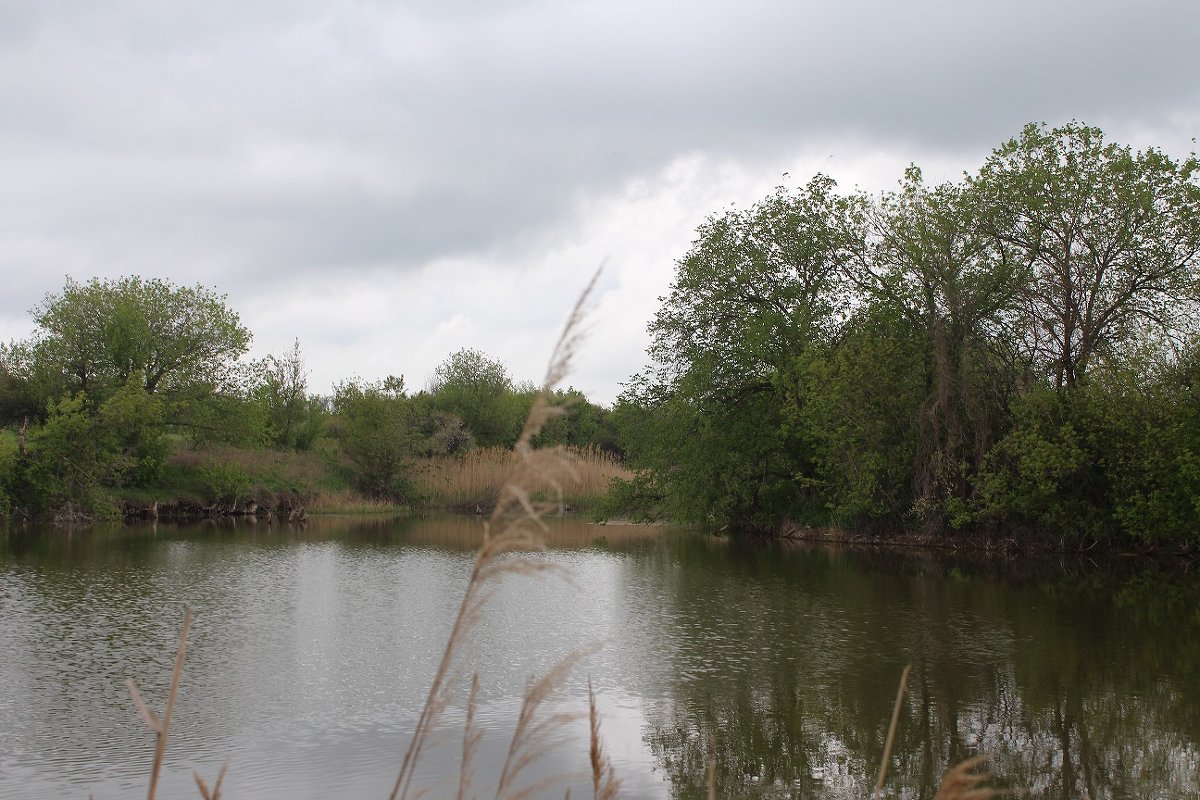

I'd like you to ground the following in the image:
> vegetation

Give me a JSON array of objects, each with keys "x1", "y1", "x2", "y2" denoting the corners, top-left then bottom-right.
[
  {"x1": 0, "y1": 279, "x2": 621, "y2": 524},
  {"x1": 615, "y1": 122, "x2": 1200, "y2": 546},
  {"x1": 5, "y1": 122, "x2": 1197, "y2": 551}
]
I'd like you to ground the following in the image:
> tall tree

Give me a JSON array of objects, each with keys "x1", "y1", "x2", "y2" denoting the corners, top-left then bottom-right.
[
  {"x1": 971, "y1": 122, "x2": 1200, "y2": 391},
  {"x1": 619, "y1": 176, "x2": 867, "y2": 528},
  {"x1": 428, "y1": 348, "x2": 522, "y2": 447},
  {"x1": 330, "y1": 376, "x2": 422, "y2": 500},
  {"x1": 253, "y1": 338, "x2": 322, "y2": 449},
  {"x1": 854, "y1": 170, "x2": 1023, "y2": 522},
  {"x1": 23, "y1": 276, "x2": 251, "y2": 406}
]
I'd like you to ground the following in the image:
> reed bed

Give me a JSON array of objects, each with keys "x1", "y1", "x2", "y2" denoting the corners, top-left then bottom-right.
[{"x1": 414, "y1": 445, "x2": 632, "y2": 509}]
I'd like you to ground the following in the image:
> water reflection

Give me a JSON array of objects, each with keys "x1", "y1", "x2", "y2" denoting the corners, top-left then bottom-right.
[
  {"x1": 0, "y1": 520, "x2": 1197, "y2": 799},
  {"x1": 631, "y1": 538, "x2": 1200, "y2": 798}
]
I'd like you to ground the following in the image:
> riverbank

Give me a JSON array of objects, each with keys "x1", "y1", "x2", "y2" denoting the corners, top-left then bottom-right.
[
  {"x1": 776, "y1": 519, "x2": 1200, "y2": 561},
  {"x1": 93, "y1": 442, "x2": 633, "y2": 525}
]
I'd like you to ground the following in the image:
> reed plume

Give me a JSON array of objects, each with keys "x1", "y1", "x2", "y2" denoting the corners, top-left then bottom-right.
[
  {"x1": 389, "y1": 269, "x2": 605, "y2": 800},
  {"x1": 587, "y1": 679, "x2": 620, "y2": 800},
  {"x1": 933, "y1": 755, "x2": 1006, "y2": 800}
]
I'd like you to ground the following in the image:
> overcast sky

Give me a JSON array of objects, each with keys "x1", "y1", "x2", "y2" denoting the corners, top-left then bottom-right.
[{"x1": 1, "y1": 0, "x2": 1197, "y2": 403}]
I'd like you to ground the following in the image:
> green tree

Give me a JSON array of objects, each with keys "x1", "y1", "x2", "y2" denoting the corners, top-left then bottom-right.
[
  {"x1": 14, "y1": 380, "x2": 166, "y2": 520},
  {"x1": 617, "y1": 177, "x2": 867, "y2": 529},
  {"x1": 252, "y1": 339, "x2": 325, "y2": 450},
  {"x1": 11, "y1": 276, "x2": 252, "y2": 415},
  {"x1": 329, "y1": 376, "x2": 423, "y2": 500},
  {"x1": 428, "y1": 349, "x2": 523, "y2": 447},
  {"x1": 972, "y1": 122, "x2": 1200, "y2": 391},
  {"x1": 850, "y1": 170, "x2": 1024, "y2": 525}
]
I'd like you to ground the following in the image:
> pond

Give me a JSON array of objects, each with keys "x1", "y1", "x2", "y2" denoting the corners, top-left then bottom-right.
[{"x1": 0, "y1": 515, "x2": 1196, "y2": 799}]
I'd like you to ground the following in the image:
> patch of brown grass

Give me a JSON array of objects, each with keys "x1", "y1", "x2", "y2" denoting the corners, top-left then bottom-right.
[
  {"x1": 308, "y1": 487, "x2": 404, "y2": 514},
  {"x1": 415, "y1": 445, "x2": 632, "y2": 509}
]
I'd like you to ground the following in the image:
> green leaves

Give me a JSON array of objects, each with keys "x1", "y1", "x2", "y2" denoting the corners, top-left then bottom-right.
[
  {"x1": 624, "y1": 123, "x2": 1200, "y2": 541},
  {"x1": 28, "y1": 276, "x2": 251, "y2": 403}
]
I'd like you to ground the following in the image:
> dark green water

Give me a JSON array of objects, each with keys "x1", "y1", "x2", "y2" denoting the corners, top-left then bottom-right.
[{"x1": 0, "y1": 516, "x2": 1196, "y2": 799}]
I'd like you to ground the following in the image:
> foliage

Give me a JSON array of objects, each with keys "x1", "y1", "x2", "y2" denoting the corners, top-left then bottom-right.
[
  {"x1": 617, "y1": 177, "x2": 864, "y2": 530},
  {"x1": 971, "y1": 122, "x2": 1200, "y2": 390},
  {"x1": 428, "y1": 348, "x2": 525, "y2": 448},
  {"x1": 0, "y1": 271, "x2": 630, "y2": 521},
  {"x1": 619, "y1": 123, "x2": 1200, "y2": 543},
  {"x1": 14, "y1": 276, "x2": 251, "y2": 413},
  {"x1": 0, "y1": 429, "x2": 17, "y2": 520},
  {"x1": 251, "y1": 339, "x2": 326, "y2": 450},
  {"x1": 329, "y1": 377, "x2": 423, "y2": 501},
  {"x1": 196, "y1": 462, "x2": 254, "y2": 506}
]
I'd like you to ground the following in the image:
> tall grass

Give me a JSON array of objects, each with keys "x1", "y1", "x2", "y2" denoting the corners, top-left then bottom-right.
[{"x1": 414, "y1": 445, "x2": 631, "y2": 510}]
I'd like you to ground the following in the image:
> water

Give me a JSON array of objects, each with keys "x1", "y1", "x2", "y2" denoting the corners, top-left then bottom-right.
[{"x1": 0, "y1": 516, "x2": 1196, "y2": 799}]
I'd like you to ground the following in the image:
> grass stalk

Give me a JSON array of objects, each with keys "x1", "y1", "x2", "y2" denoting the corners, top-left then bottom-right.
[
  {"x1": 933, "y1": 755, "x2": 1005, "y2": 800},
  {"x1": 874, "y1": 663, "x2": 912, "y2": 798},
  {"x1": 455, "y1": 675, "x2": 482, "y2": 800},
  {"x1": 125, "y1": 607, "x2": 192, "y2": 800},
  {"x1": 389, "y1": 269, "x2": 602, "y2": 800},
  {"x1": 192, "y1": 760, "x2": 229, "y2": 800},
  {"x1": 587, "y1": 679, "x2": 620, "y2": 800}
]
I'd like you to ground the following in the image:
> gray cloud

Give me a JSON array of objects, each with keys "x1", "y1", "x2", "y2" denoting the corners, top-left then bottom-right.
[{"x1": 1, "y1": 0, "x2": 1196, "y2": 397}]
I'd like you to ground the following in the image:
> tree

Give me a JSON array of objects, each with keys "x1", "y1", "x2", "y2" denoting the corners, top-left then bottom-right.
[
  {"x1": 14, "y1": 379, "x2": 167, "y2": 520},
  {"x1": 330, "y1": 377, "x2": 423, "y2": 500},
  {"x1": 971, "y1": 122, "x2": 1200, "y2": 391},
  {"x1": 617, "y1": 177, "x2": 867, "y2": 529},
  {"x1": 17, "y1": 276, "x2": 252, "y2": 410},
  {"x1": 252, "y1": 339, "x2": 324, "y2": 450},
  {"x1": 428, "y1": 348, "x2": 523, "y2": 447},
  {"x1": 850, "y1": 170, "x2": 1024, "y2": 524}
]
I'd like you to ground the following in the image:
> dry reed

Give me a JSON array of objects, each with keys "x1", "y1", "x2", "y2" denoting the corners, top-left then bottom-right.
[
  {"x1": 389, "y1": 269, "x2": 608, "y2": 800},
  {"x1": 415, "y1": 445, "x2": 631, "y2": 509},
  {"x1": 934, "y1": 756, "x2": 1006, "y2": 800},
  {"x1": 588, "y1": 679, "x2": 620, "y2": 800},
  {"x1": 192, "y1": 760, "x2": 228, "y2": 800},
  {"x1": 125, "y1": 607, "x2": 191, "y2": 800},
  {"x1": 454, "y1": 675, "x2": 482, "y2": 800},
  {"x1": 309, "y1": 487, "x2": 404, "y2": 514},
  {"x1": 874, "y1": 663, "x2": 912, "y2": 797}
]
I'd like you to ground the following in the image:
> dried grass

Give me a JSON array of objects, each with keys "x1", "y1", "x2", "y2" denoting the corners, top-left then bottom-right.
[
  {"x1": 588, "y1": 680, "x2": 620, "y2": 800},
  {"x1": 167, "y1": 445, "x2": 325, "y2": 487},
  {"x1": 873, "y1": 663, "x2": 912, "y2": 797},
  {"x1": 309, "y1": 487, "x2": 404, "y2": 514},
  {"x1": 192, "y1": 760, "x2": 229, "y2": 800},
  {"x1": 125, "y1": 607, "x2": 192, "y2": 800},
  {"x1": 414, "y1": 446, "x2": 632, "y2": 509},
  {"x1": 933, "y1": 755, "x2": 1009, "y2": 800}
]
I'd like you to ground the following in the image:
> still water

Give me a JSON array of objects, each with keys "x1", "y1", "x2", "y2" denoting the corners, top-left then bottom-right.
[{"x1": 0, "y1": 516, "x2": 1197, "y2": 799}]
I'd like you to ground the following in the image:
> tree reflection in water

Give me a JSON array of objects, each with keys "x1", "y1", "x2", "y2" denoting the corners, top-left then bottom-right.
[{"x1": 635, "y1": 536, "x2": 1200, "y2": 799}]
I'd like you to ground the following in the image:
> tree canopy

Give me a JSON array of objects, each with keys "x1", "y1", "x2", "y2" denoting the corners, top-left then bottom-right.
[
  {"x1": 617, "y1": 123, "x2": 1200, "y2": 543},
  {"x1": 1, "y1": 276, "x2": 251, "y2": 423}
]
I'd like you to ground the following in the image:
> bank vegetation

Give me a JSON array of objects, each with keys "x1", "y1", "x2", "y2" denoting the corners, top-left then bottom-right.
[
  {"x1": 611, "y1": 122, "x2": 1200, "y2": 550},
  {"x1": 0, "y1": 279, "x2": 624, "y2": 524}
]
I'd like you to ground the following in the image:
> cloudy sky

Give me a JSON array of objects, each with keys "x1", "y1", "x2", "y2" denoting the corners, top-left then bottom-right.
[{"x1": 1, "y1": 0, "x2": 1197, "y2": 403}]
